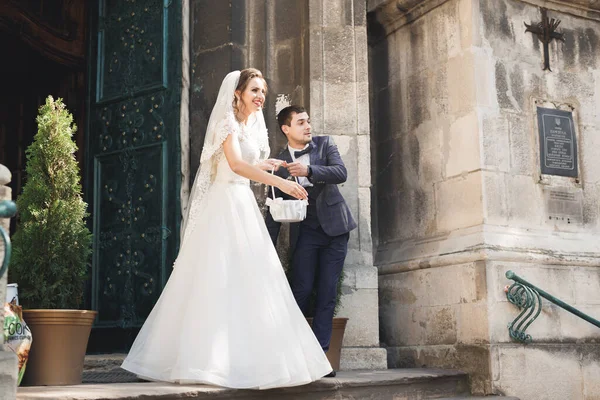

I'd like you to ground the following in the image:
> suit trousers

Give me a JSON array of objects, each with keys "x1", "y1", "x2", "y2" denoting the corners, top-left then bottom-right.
[{"x1": 290, "y1": 223, "x2": 349, "y2": 354}]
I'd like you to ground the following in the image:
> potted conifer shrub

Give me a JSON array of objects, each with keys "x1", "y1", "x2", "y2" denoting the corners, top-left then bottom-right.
[{"x1": 9, "y1": 96, "x2": 95, "y2": 386}]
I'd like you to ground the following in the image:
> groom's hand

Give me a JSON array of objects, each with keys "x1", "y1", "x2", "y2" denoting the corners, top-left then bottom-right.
[
  {"x1": 286, "y1": 162, "x2": 309, "y2": 177},
  {"x1": 257, "y1": 159, "x2": 285, "y2": 171}
]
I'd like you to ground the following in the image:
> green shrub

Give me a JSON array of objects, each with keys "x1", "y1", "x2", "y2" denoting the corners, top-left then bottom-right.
[{"x1": 9, "y1": 96, "x2": 92, "y2": 309}]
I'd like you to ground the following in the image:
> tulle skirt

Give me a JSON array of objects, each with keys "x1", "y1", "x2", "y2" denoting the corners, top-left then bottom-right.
[{"x1": 121, "y1": 181, "x2": 332, "y2": 389}]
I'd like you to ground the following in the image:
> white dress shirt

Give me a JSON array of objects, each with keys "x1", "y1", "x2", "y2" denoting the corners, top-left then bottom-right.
[{"x1": 288, "y1": 144, "x2": 313, "y2": 188}]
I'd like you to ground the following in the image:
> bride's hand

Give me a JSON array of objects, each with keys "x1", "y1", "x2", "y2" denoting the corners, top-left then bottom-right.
[
  {"x1": 278, "y1": 179, "x2": 308, "y2": 200},
  {"x1": 257, "y1": 159, "x2": 285, "y2": 171}
]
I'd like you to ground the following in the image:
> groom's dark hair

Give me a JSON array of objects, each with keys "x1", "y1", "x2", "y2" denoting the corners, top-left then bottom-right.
[{"x1": 277, "y1": 105, "x2": 307, "y2": 137}]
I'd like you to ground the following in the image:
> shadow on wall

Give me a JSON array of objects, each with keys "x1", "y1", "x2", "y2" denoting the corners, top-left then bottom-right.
[{"x1": 366, "y1": 10, "x2": 389, "y2": 254}]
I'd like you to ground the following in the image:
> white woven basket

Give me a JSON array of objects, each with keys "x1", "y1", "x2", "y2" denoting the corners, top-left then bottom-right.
[{"x1": 266, "y1": 169, "x2": 308, "y2": 223}]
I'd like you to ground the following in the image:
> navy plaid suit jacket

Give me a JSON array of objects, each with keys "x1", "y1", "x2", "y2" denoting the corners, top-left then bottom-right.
[{"x1": 266, "y1": 136, "x2": 357, "y2": 247}]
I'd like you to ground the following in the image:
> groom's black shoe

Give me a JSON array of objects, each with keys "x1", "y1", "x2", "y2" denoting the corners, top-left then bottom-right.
[{"x1": 324, "y1": 371, "x2": 336, "y2": 378}]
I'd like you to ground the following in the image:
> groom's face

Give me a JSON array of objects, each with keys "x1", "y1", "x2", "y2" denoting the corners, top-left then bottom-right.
[{"x1": 283, "y1": 112, "x2": 312, "y2": 148}]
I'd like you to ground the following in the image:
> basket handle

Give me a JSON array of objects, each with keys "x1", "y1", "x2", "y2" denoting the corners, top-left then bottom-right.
[{"x1": 271, "y1": 165, "x2": 299, "y2": 199}]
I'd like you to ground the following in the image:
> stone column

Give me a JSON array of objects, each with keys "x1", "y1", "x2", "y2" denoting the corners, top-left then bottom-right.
[
  {"x1": 308, "y1": 0, "x2": 387, "y2": 370},
  {"x1": 370, "y1": 0, "x2": 600, "y2": 398},
  {"x1": 0, "y1": 164, "x2": 17, "y2": 399}
]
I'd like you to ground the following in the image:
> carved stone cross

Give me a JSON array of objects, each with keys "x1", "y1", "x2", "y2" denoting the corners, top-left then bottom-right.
[{"x1": 525, "y1": 8, "x2": 565, "y2": 71}]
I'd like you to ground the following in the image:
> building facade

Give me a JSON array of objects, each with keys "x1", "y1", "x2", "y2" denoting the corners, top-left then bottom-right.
[
  {"x1": 370, "y1": 0, "x2": 600, "y2": 398},
  {"x1": 1, "y1": 1, "x2": 600, "y2": 398}
]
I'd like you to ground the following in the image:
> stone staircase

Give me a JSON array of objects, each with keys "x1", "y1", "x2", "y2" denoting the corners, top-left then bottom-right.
[{"x1": 15, "y1": 354, "x2": 520, "y2": 400}]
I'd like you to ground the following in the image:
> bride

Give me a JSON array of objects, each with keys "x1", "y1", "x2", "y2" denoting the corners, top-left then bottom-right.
[{"x1": 121, "y1": 68, "x2": 333, "y2": 389}]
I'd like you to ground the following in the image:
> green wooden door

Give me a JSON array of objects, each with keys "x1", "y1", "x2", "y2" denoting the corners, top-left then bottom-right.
[{"x1": 86, "y1": 0, "x2": 181, "y2": 343}]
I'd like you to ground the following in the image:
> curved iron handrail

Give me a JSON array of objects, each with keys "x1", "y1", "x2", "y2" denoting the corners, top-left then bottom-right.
[
  {"x1": 505, "y1": 270, "x2": 600, "y2": 343},
  {"x1": 0, "y1": 200, "x2": 17, "y2": 278}
]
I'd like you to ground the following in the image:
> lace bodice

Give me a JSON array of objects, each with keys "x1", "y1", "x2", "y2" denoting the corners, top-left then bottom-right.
[
  {"x1": 182, "y1": 115, "x2": 269, "y2": 243},
  {"x1": 213, "y1": 122, "x2": 262, "y2": 185}
]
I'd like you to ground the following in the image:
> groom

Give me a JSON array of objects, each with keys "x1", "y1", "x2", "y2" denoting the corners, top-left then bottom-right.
[{"x1": 266, "y1": 105, "x2": 357, "y2": 375}]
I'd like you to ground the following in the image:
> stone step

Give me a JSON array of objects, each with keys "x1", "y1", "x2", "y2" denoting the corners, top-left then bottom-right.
[
  {"x1": 438, "y1": 398, "x2": 520, "y2": 400},
  {"x1": 82, "y1": 354, "x2": 141, "y2": 384},
  {"x1": 18, "y1": 369, "x2": 473, "y2": 400},
  {"x1": 18, "y1": 354, "x2": 520, "y2": 399}
]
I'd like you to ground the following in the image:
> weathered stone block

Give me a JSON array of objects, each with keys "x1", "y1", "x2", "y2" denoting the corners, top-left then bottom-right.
[
  {"x1": 356, "y1": 79, "x2": 370, "y2": 136},
  {"x1": 493, "y1": 61, "x2": 527, "y2": 114},
  {"x1": 405, "y1": 71, "x2": 431, "y2": 131},
  {"x1": 583, "y1": 353, "x2": 600, "y2": 400},
  {"x1": 428, "y1": 66, "x2": 451, "y2": 117},
  {"x1": 505, "y1": 174, "x2": 543, "y2": 227},
  {"x1": 338, "y1": 288, "x2": 380, "y2": 347},
  {"x1": 388, "y1": 344, "x2": 492, "y2": 395},
  {"x1": 481, "y1": 114, "x2": 510, "y2": 172},
  {"x1": 0, "y1": 351, "x2": 17, "y2": 399},
  {"x1": 384, "y1": 306, "x2": 428, "y2": 346},
  {"x1": 473, "y1": 50, "x2": 498, "y2": 109},
  {"x1": 457, "y1": 302, "x2": 490, "y2": 344},
  {"x1": 445, "y1": 112, "x2": 481, "y2": 177},
  {"x1": 405, "y1": 18, "x2": 428, "y2": 76},
  {"x1": 425, "y1": 305, "x2": 457, "y2": 345},
  {"x1": 345, "y1": 265, "x2": 378, "y2": 290},
  {"x1": 507, "y1": 114, "x2": 534, "y2": 175},
  {"x1": 357, "y1": 136, "x2": 371, "y2": 187},
  {"x1": 573, "y1": 267, "x2": 600, "y2": 305},
  {"x1": 424, "y1": 0, "x2": 463, "y2": 63},
  {"x1": 308, "y1": 79, "x2": 324, "y2": 132},
  {"x1": 323, "y1": 27, "x2": 357, "y2": 83},
  {"x1": 558, "y1": 304, "x2": 600, "y2": 341},
  {"x1": 410, "y1": 120, "x2": 443, "y2": 183},
  {"x1": 322, "y1": 82, "x2": 358, "y2": 136},
  {"x1": 580, "y1": 124, "x2": 600, "y2": 185},
  {"x1": 482, "y1": 171, "x2": 508, "y2": 226},
  {"x1": 340, "y1": 347, "x2": 387, "y2": 370},
  {"x1": 379, "y1": 270, "x2": 431, "y2": 309},
  {"x1": 322, "y1": 0, "x2": 353, "y2": 27},
  {"x1": 191, "y1": 0, "x2": 233, "y2": 51},
  {"x1": 352, "y1": 0, "x2": 367, "y2": 27},
  {"x1": 446, "y1": 53, "x2": 477, "y2": 117},
  {"x1": 274, "y1": 46, "x2": 301, "y2": 93},
  {"x1": 274, "y1": 0, "x2": 306, "y2": 41},
  {"x1": 491, "y1": 301, "x2": 565, "y2": 343},
  {"x1": 388, "y1": 33, "x2": 407, "y2": 84},
  {"x1": 435, "y1": 172, "x2": 483, "y2": 232},
  {"x1": 397, "y1": 184, "x2": 436, "y2": 241},
  {"x1": 427, "y1": 263, "x2": 487, "y2": 306},
  {"x1": 357, "y1": 188, "x2": 373, "y2": 255},
  {"x1": 494, "y1": 345, "x2": 584, "y2": 400},
  {"x1": 489, "y1": 262, "x2": 576, "y2": 305},
  {"x1": 582, "y1": 183, "x2": 600, "y2": 229}
]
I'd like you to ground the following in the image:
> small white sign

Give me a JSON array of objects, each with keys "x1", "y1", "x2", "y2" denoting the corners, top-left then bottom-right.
[{"x1": 6, "y1": 283, "x2": 18, "y2": 304}]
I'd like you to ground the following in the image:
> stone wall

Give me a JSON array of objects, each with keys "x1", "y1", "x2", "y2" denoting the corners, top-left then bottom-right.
[
  {"x1": 369, "y1": 0, "x2": 600, "y2": 397},
  {"x1": 0, "y1": 164, "x2": 17, "y2": 399}
]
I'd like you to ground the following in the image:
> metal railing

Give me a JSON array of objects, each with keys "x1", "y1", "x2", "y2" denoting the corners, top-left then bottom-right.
[
  {"x1": 505, "y1": 270, "x2": 600, "y2": 343},
  {"x1": 0, "y1": 200, "x2": 17, "y2": 278}
]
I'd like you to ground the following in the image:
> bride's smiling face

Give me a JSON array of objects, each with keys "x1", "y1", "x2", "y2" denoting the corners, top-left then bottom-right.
[{"x1": 236, "y1": 77, "x2": 266, "y2": 116}]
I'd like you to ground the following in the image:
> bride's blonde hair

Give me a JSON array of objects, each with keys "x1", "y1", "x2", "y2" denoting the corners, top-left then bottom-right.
[{"x1": 233, "y1": 68, "x2": 268, "y2": 116}]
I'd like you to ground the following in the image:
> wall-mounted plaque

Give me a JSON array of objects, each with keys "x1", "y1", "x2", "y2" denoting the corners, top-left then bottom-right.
[
  {"x1": 543, "y1": 187, "x2": 583, "y2": 224},
  {"x1": 537, "y1": 107, "x2": 578, "y2": 177}
]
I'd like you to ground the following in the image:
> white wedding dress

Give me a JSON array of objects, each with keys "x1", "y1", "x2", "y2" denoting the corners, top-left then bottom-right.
[{"x1": 121, "y1": 111, "x2": 332, "y2": 389}]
